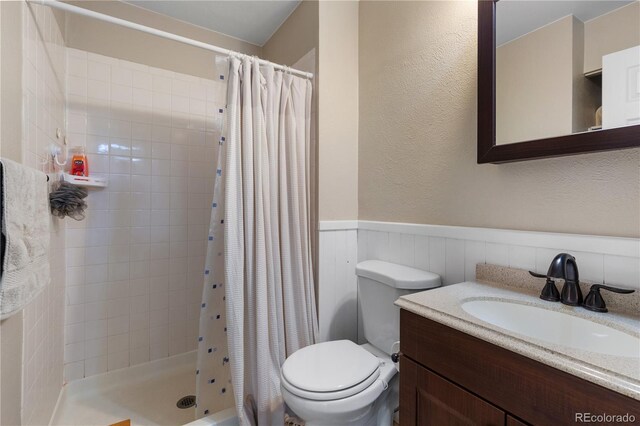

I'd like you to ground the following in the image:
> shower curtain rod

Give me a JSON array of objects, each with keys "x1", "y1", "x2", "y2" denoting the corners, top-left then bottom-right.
[{"x1": 30, "y1": 0, "x2": 314, "y2": 79}]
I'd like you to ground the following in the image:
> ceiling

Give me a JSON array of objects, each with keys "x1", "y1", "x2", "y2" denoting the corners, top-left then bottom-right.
[
  {"x1": 497, "y1": 0, "x2": 636, "y2": 46},
  {"x1": 125, "y1": 0, "x2": 301, "y2": 46}
]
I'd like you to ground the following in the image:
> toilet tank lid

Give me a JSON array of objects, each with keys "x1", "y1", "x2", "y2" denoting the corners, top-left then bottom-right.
[{"x1": 356, "y1": 260, "x2": 441, "y2": 290}]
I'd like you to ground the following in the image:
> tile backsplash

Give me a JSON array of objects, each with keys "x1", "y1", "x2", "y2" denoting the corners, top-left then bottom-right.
[{"x1": 63, "y1": 48, "x2": 226, "y2": 381}]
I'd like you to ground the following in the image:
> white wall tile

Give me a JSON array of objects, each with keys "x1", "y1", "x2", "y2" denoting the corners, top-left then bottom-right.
[
  {"x1": 112, "y1": 84, "x2": 133, "y2": 104},
  {"x1": 64, "y1": 49, "x2": 224, "y2": 380},
  {"x1": 64, "y1": 361, "x2": 85, "y2": 382},
  {"x1": 112, "y1": 67, "x2": 133, "y2": 86},
  {"x1": 66, "y1": 248, "x2": 85, "y2": 267},
  {"x1": 152, "y1": 142, "x2": 172, "y2": 160},
  {"x1": 130, "y1": 347, "x2": 150, "y2": 366},
  {"x1": 108, "y1": 316, "x2": 130, "y2": 336},
  {"x1": 88, "y1": 80, "x2": 110, "y2": 101},
  {"x1": 132, "y1": 70, "x2": 152, "y2": 90},
  {"x1": 131, "y1": 158, "x2": 151, "y2": 175},
  {"x1": 152, "y1": 92, "x2": 171, "y2": 112},
  {"x1": 67, "y1": 266, "x2": 85, "y2": 286},
  {"x1": 85, "y1": 337, "x2": 108, "y2": 359},
  {"x1": 91, "y1": 155, "x2": 111, "y2": 174},
  {"x1": 84, "y1": 302, "x2": 107, "y2": 322},
  {"x1": 66, "y1": 286, "x2": 84, "y2": 306},
  {"x1": 87, "y1": 60, "x2": 110, "y2": 82},
  {"x1": 85, "y1": 356, "x2": 108, "y2": 376},
  {"x1": 64, "y1": 323, "x2": 85, "y2": 345},
  {"x1": 107, "y1": 350, "x2": 130, "y2": 371},
  {"x1": 110, "y1": 139, "x2": 132, "y2": 157},
  {"x1": 64, "y1": 342, "x2": 85, "y2": 363},
  {"x1": 68, "y1": 75, "x2": 88, "y2": 97},
  {"x1": 152, "y1": 75, "x2": 172, "y2": 93},
  {"x1": 65, "y1": 304, "x2": 84, "y2": 325},
  {"x1": 85, "y1": 246, "x2": 108, "y2": 265}
]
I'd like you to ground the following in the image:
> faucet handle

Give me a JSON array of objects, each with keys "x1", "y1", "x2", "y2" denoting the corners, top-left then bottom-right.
[
  {"x1": 528, "y1": 271, "x2": 546, "y2": 279},
  {"x1": 529, "y1": 271, "x2": 560, "y2": 302},
  {"x1": 583, "y1": 284, "x2": 635, "y2": 313}
]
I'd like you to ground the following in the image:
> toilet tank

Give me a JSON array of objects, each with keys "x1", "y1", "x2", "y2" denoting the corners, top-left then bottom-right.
[{"x1": 356, "y1": 260, "x2": 441, "y2": 355}]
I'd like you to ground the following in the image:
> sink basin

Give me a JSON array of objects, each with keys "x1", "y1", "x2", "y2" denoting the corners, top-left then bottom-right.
[{"x1": 461, "y1": 300, "x2": 640, "y2": 358}]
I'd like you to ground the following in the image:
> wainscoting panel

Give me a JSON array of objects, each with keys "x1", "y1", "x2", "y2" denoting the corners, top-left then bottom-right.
[
  {"x1": 318, "y1": 220, "x2": 639, "y2": 345},
  {"x1": 318, "y1": 227, "x2": 358, "y2": 342},
  {"x1": 358, "y1": 221, "x2": 639, "y2": 289}
]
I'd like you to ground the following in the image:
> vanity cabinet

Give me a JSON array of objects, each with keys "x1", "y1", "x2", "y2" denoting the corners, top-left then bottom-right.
[
  {"x1": 399, "y1": 309, "x2": 640, "y2": 425},
  {"x1": 401, "y1": 357, "x2": 505, "y2": 425}
]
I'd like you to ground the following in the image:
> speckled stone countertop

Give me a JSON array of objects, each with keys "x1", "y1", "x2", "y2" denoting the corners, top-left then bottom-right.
[{"x1": 395, "y1": 279, "x2": 640, "y2": 400}]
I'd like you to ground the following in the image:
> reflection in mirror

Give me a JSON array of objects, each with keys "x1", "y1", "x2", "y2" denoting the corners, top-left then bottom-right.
[{"x1": 495, "y1": 0, "x2": 640, "y2": 146}]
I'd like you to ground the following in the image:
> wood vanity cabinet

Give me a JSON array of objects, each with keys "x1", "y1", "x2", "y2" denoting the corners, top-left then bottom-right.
[{"x1": 399, "y1": 309, "x2": 640, "y2": 425}]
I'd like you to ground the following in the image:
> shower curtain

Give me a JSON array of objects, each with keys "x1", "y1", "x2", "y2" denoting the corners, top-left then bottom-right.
[{"x1": 196, "y1": 56, "x2": 318, "y2": 425}]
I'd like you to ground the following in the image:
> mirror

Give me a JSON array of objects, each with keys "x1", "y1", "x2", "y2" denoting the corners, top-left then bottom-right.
[{"x1": 477, "y1": 0, "x2": 640, "y2": 163}]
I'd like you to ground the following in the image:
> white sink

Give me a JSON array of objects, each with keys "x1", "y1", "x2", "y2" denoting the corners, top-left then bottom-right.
[{"x1": 461, "y1": 299, "x2": 640, "y2": 358}]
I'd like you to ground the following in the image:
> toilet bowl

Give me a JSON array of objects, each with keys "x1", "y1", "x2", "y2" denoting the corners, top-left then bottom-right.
[
  {"x1": 281, "y1": 260, "x2": 441, "y2": 425},
  {"x1": 281, "y1": 340, "x2": 397, "y2": 426}
]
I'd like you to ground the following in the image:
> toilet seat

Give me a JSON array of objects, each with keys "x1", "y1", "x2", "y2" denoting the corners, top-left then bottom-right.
[
  {"x1": 282, "y1": 367, "x2": 380, "y2": 401},
  {"x1": 281, "y1": 340, "x2": 383, "y2": 401}
]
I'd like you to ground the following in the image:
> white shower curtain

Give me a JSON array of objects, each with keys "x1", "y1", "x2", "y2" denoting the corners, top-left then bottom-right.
[
  {"x1": 196, "y1": 56, "x2": 318, "y2": 425},
  {"x1": 195, "y1": 57, "x2": 234, "y2": 419}
]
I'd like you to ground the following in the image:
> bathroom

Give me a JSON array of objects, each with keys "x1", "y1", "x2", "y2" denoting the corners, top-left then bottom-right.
[{"x1": 0, "y1": 0, "x2": 638, "y2": 425}]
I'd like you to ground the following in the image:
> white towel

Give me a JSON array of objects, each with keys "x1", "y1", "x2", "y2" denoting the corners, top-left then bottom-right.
[{"x1": 0, "y1": 158, "x2": 51, "y2": 320}]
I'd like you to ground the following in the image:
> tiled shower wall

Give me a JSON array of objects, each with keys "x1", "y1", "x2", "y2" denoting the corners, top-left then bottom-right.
[
  {"x1": 21, "y1": 2, "x2": 67, "y2": 425},
  {"x1": 63, "y1": 47, "x2": 226, "y2": 381}
]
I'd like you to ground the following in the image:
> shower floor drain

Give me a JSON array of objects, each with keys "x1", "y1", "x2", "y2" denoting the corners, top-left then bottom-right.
[{"x1": 176, "y1": 395, "x2": 196, "y2": 409}]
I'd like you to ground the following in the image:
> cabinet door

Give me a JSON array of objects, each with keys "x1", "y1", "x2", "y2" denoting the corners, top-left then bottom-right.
[
  {"x1": 506, "y1": 415, "x2": 529, "y2": 426},
  {"x1": 602, "y1": 46, "x2": 640, "y2": 129},
  {"x1": 400, "y1": 356, "x2": 505, "y2": 426}
]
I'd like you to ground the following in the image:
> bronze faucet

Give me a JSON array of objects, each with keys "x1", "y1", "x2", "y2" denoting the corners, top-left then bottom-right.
[
  {"x1": 547, "y1": 253, "x2": 582, "y2": 306},
  {"x1": 531, "y1": 253, "x2": 635, "y2": 312}
]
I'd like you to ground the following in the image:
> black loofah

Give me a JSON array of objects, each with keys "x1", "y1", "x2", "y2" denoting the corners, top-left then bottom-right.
[{"x1": 49, "y1": 180, "x2": 89, "y2": 220}]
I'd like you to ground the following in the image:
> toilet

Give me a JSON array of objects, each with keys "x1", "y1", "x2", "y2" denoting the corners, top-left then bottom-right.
[{"x1": 281, "y1": 260, "x2": 441, "y2": 425}]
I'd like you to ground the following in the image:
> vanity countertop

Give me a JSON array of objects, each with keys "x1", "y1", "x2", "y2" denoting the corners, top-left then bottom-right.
[{"x1": 395, "y1": 281, "x2": 640, "y2": 400}]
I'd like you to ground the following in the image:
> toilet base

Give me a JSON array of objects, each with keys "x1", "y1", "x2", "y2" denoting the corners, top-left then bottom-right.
[{"x1": 286, "y1": 374, "x2": 398, "y2": 426}]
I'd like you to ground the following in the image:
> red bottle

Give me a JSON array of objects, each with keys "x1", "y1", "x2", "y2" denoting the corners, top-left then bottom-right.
[{"x1": 69, "y1": 147, "x2": 89, "y2": 176}]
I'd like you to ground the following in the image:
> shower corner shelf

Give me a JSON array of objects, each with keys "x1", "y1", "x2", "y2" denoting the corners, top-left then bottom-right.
[{"x1": 62, "y1": 173, "x2": 108, "y2": 189}]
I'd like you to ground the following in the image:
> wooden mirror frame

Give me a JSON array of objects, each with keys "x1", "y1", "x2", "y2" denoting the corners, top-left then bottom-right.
[{"x1": 477, "y1": 0, "x2": 640, "y2": 164}]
